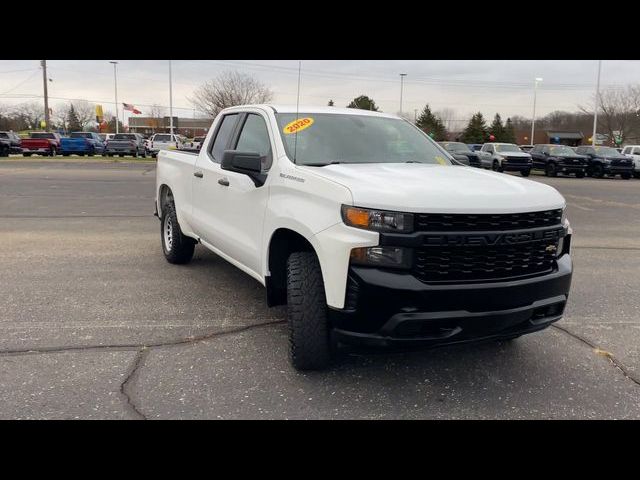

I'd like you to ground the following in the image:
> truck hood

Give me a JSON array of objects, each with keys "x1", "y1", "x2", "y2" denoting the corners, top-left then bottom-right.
[
  {"x1": 497, "y1": 151, "x2": 531, "y2": 158},
  {"x1": 301, "y1": 163, "x2": 565, "y2": 213}
]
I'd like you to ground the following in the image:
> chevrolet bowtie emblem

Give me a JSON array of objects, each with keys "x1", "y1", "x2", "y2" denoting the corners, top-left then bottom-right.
[{"x1": 546, "y1": 245, "x2": 557, "y2": 253}]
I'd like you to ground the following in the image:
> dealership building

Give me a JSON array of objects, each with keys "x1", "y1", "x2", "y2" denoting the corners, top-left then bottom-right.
[{"x1": 127, "y1": 116, "x2": 213, "y2": 137}]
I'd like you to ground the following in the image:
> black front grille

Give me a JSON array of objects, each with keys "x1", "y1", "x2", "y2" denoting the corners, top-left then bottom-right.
[
  {"x1": 414, "y1": 238, "x2": 557, "y2": 283},
  {"x1": 611, "y1": 159, "x2": 631, "y2": 166},
  {"x1": 504, "y1": 156, "x2": 530, "y2": 164},
  {"x1": 415, "y1": 209, "x2": 562, "y2": 232}
]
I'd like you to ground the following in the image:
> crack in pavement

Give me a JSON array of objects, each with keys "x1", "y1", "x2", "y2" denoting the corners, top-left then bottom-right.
[
  {"x1": 0, "y1": 319, "x2": 286, "y2": 420},
  {"x1": 121, "y1": 348, "x2": 149, "y2": 420},
  {"x1": 552, "y1": 324, "x2": 640, "y2": 387}
]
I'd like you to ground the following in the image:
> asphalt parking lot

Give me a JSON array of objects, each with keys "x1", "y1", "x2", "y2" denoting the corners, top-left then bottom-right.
[{"x1": 1, "y1": 159, "x2": 639, "y2": 419}]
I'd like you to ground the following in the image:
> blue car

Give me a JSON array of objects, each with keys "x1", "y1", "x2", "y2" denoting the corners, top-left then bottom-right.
[{"x1": 60, "y1": 132, "x2": 105, "y2": 156}]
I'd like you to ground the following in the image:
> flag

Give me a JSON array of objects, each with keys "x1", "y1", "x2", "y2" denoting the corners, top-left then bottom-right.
[{"x1": 123, "y1": 103, "x2": 142, "y2": 115}]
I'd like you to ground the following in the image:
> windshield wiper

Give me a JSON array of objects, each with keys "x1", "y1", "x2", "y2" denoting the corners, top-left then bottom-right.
[{"x1": 301, "y1": 161, "x2": 343, "y2": 167}]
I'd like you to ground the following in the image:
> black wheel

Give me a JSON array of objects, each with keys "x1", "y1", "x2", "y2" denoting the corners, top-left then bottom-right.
[
  {"x1": 545, "y1": 162, "x2": 557, "y2": 177},
  {"x1": 88, "y1": 148, "x2": 95, "y2": 157},
  {"x1": 575, "y1": 170, "x2": 585, "y2": 178},
  {"x1": 622, "y1": 172, "x2": 631, "y2": 180},
  {"x1": 79, "y1": 152, "x2": 85, "y2": 156},
  {"x1": 23, "y1": 153, "x2": 32, "y2": 157},
  {"x1": 132, "y1": 151, "x2": 138, "y2": 158},
  {"x1": 520, "y1": 169, "x2": 531, "y2": 177},
  {"x1": 492, "y1": 160, "x2": 503, "y2": 172},
  {"x1": 152, "y1": 153, "x2": 157, "y2": 158},
  {"x1": 160, "y1": 202, "x2": 195, "y2": 264},
  {"x1": 0, "y1": 146, "x2": 9, "y2": 157},
  {"x1": 50, "y1": 146, "x2": 57, "y2": 157},
  {"x1": 634, "y1": 172, "x2": 640, "y2": 179},
  {"x1": 592, "y1": 164, "x2": 604, "y2": 178},
  {"x1": 119, "y1": 154, "x2": 125, "y2": 158},
  {"x1": 287, "y1": 251, "x2": 332, "y2": 371}
]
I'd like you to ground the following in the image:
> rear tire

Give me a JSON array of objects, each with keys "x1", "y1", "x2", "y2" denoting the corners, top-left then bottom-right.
[
  {"x1": 160, "y1": 202, "x2": 195, "y2": 264},
  {"x1": 634, "y1": 172, "x2": 640, "y2": 179},
  {"x1": 622, "y1": 172, "x2": 631, "y2": 180},
  {"x1": 23, "y1": 153, "x2": 32, "y2": 157},
  {"x1": 50, "y1": 146, "x2": 57, "y2": 157},
  {"x1": 287, "y1": 251, "x2": 332, "y2": 371}
]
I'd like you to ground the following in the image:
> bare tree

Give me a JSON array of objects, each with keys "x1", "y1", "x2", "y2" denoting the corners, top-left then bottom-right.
[
  {"x1": 148, "y1": 104, "x2": 167, "y2": 132},
  {"x1": 189, "y1": 70, "x2": 274, "y2": 118},
  {"x1": 14, "y1": 101, "x2": 44, "y2": 130},
  {"x1": 72, "y1": 100, "x2": 96, "y2": 129},
  {"x1": 580, "y1": 85, "x2": 640, "y2": 144}
]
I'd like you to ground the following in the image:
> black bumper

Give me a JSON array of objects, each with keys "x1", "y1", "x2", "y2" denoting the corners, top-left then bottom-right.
[
  {"x1": 502, "y1": 162, "x2": 532, "y2": 172},
  {"x1": 604, "y1": 165, "x2": 634, "y2": 175},
  {"x1": 330, "y1": 254, "x2": 572, "y2": 348}
]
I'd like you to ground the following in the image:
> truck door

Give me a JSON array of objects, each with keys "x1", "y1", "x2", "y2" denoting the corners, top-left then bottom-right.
[{"x1": 191, "y1": 112, "x2": 272, "y2": 277}]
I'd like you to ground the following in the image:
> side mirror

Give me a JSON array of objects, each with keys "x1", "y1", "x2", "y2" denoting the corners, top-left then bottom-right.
[{"x1": 221, "y1": 150, "x2": 267, "y2": 187}]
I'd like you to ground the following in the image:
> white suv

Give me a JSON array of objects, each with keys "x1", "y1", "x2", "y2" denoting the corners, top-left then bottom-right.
[{"x1": 621, "y1": 145, "x2": 640, "y2": 178}]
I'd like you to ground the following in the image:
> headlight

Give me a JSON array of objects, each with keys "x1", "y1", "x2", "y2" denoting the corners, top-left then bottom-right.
[
  {"x1": 350, "y1": 246, "x2": 413, "y2": 269},
  {"x1": 341, "y1": 205, "x2": 414, "y2": 233},
  {"x1": 603, "y1": 158, "x2": 611, "y2": 164}
]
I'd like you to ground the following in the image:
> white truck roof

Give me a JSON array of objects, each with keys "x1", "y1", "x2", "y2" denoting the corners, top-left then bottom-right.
[{"x1": 222, "y1": 104, "x2": 401, "y2": 119}]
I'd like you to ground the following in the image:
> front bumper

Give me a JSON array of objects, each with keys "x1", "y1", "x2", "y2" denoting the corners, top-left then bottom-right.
[
  {"x1": 558, "y1": 163, "x2": 587, "y2": 174},
  {"x1": 502, "y1": 161, "x2": 532, "y2": 171},
  {"x1": 604, "y1": 164, "x2": 634, "y2": 175},
  {"x1": 330, "y1": 253, "x2": 572, "y2": 348}
]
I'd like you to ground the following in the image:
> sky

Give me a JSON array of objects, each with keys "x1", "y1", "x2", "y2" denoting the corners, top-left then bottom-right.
[{"x1": 1, "y1": 60, "x2": 638, "y2": 130}]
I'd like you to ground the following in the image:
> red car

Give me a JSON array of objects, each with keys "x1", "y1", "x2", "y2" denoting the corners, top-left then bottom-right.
[{"x1": 21, "y1": 132, "x2": 62, "y2": 157}]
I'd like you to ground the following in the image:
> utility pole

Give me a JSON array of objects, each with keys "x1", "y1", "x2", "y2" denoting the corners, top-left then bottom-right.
[
  {"x1": 399, "y1": 73, "x2": 407, "y2": 116},
  {"x1": 169, "y1": 60, "x2": 174, "y2": 137},
  {"x1": 592, "y1": 60, "x2": 602, "y2": 147},
  {"x1": 109, "y1": 61, "x2": 119, "y2": 134},
  {"x1": 530, "y1": 77, "x2": 543, "y2": 145},
  {"x1": 41, "y1": 60, "x2": 50, "y2": 131},
  {"x1": 414, "y1": 109, "x2": 418, "y2": 123}
]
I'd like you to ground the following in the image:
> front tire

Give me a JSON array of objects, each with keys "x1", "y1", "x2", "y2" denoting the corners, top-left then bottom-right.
[
  {"x1": 592, "y1": 164, "x2": 604, "y2": 178},
  {"x1": 520, "y1": 169, "x2": 531, "y2": 177},
  {"x1": 575, "y1": 170, "x2": 585, "y2": 178},
  {"x1": 287, "y1": 251, "x2": 331, "y2": 371},
  {"x1": 50, "y1": 146, "x2": 57, "y2": 157},
  {"x1": 161, "y1": 202, "x2": 195, "y2": 264},
  {"x1": 492, "y1": 160, "x2": 503, "y2": 172},
  {"x1": 545, "y1": 162, "x2": 557, "y2": 177},
  {"x1": 622, "y1": 172, "x2": 631, "y2": 180}
]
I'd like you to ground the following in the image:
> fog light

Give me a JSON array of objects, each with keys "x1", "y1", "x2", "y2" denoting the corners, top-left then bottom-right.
[{"x1": 350, "y1": 246, "x2": 412, "y2": 269}]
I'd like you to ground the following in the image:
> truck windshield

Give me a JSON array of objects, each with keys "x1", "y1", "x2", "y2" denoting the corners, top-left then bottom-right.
[
  {"x1": 31, "y1": 133, "x2": 55, "y2": 139},
  {"x1": 495, "y1": 144, "x2": 522, "y2": 153},
  {"x1": 275, "y1": 113, "x2": 451, "y2": 166},
  {"x1": 550, "y1": 146, "x2": 577, "y2": 156},
  {"x1": 594, "y1": 147, "x2": 624, "y2": 157},
  {"x1": 114, "y1": 134, "x2": 136, "y2": 140}
]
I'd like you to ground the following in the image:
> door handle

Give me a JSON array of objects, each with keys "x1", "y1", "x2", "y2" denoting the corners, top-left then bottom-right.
[
  {"x1": 194, "y1": 171, "x2": 204, "y2": 178},
  {"x1": 218, "y1": 177, "x2": 230, "y2": 187}
]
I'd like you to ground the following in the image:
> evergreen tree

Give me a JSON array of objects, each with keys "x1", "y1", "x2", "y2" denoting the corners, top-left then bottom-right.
[
  {"x1": 489, "y1": 113, "x2": 505, "y2": 142},
  {"x1": 460, "y1": 112, "x2": 488, "y2": 144},
  {"x1": 503, "y1": 117, "x2": 517, "y2": 143},
  {"x1": 346, "y1": 95, "x2": 379, "y2": 111},
  {"x1": 327, "y1": 99, "x2": 334, "y2": 106},
  {"x1": 66, "y1": 104, "x2": 82, "y2": 132},
  {"x1": 415, "y1": 104, "x2": 448, "y2": 141}
]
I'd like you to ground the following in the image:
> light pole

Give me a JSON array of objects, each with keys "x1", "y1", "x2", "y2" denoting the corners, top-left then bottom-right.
[
  {"x1": 41, "y1": 60, "x2": 50, "y2": 131},
  {"x1": 399, "y1": 73, "x2": 407, "y2": 116},
  {"x1": 530, "y1": 77, "x2": 543, "y2": 145},
  {"x1": 169, "y1": 60, "x2": 174, "y2": 137},
  {"x1": 109, "y1": 61, "x2": 119, "y2": 134},
  {"x1": 592, "y1": 60, "x2": 602, "y2": 147}
]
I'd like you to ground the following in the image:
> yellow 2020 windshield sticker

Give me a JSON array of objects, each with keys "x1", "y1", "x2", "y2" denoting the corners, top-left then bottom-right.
[
  {"x1": 283, "y1": 117, "x2": 314, "y2": 134},
  {"x1": 435, "y1": 156, "x2": 448, "y2": 165}
]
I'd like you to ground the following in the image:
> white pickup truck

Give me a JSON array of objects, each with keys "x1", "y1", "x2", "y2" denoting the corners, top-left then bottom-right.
[{"x1": 155, "y1": 105, "x2": 573, "y2": 370}]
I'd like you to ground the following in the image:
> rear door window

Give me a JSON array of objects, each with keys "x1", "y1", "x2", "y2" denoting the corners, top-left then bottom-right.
[{"x1": 209, "y1": 114, "x2": 239, "y2": 163}]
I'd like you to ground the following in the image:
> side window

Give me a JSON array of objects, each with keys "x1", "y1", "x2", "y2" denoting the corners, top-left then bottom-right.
[
  {"x1": 209, "y1": 114, "x2": 239, "y2": 163},
  {"x1": 235, "y1": 114, "x2": 273, "y2": 170},
  {"x1": 633, "y1": 147, "x2": 640, "y2": 155}
]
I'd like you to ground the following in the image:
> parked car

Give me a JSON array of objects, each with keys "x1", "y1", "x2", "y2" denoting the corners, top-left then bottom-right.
[
  {"x1": 529, "y1": 144, "x2": 588, "y2": 178},
  {"x1": 148, "y1": 133, "x2": 185, "y2": 157},
  {"x1": 60, "y1": 132, "x2": 105, "y2": 156},
  {"x1": 104, "y1": 133, "x2": 146, "y2": 157},
  {"x1": 155, "y1": 104, "x2": 573, "y2": 370},
  {"x1": 21, "y1": 132, "x2": 62, "y2": 157},
  {"x1": 479, "y1": 142, "x2": 533, "y2": 176},
  {"x1": 621, "y1": 145, "x2": 640, "y2": 178},
  {"x1": 438, "y1": 141, "x2": 486, "y2": 167},
  {"x1": 0, "y1": 131, "x2": 23, "y2": 155},
  {"x1": 575, "y1": 145, "x2": 634, "y2": 179}
]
